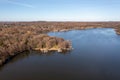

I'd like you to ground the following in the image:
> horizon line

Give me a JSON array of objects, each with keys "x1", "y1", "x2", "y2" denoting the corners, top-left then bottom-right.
[{"x1": 0, "y1": 20, "x2": 120, "y2": 23}]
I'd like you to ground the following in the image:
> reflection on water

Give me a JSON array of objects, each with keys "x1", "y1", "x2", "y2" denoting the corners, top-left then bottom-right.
[{"x1": 0, "y1": 28, "x2": 120, "y2": 80}]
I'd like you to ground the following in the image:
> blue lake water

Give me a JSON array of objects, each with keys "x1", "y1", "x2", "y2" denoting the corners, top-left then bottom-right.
[{"x1": 0, "y1": 28, "x2": 120, "y2": 80}]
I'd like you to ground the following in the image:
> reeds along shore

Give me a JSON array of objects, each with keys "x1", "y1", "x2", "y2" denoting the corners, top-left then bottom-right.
[{"x1": 0, "y1": 22, "x2": 120, "y2": 66}]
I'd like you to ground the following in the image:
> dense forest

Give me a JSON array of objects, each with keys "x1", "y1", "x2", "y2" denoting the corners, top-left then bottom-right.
[{"x1": 0, "y1": 21, "x2": 120, "y2": 66}]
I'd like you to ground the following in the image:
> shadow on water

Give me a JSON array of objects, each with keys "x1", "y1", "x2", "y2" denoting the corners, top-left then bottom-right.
[
  {"x1": 0, "y1": 51, "x2": 30, "y2": 70},
  {"x1": 0, "y1": 50, "x2": 71, "y2": 70}
]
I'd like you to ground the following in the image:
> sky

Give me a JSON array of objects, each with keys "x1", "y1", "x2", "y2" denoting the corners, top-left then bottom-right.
[{"x1": 0, "y1": 0, "x2": 120, "y2": 21}]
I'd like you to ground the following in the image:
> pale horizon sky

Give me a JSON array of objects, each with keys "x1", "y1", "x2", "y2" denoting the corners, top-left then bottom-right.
[{"x1": 0, "y1": 0, "x2": 120, "y2": 21}]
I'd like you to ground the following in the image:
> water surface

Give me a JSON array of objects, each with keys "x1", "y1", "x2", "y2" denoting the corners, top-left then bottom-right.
[{"x1": 0, "y1": 28, "x2": 120, "y2": 80}]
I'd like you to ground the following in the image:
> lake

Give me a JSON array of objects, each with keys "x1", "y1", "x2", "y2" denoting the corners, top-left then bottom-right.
[{"x1": 0, "y1": 28, "x2": 120, "y2": 80}]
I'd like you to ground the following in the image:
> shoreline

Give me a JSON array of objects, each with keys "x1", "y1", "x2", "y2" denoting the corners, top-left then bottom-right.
[
  {"x1": 34, "y1": 47, "x2": 73, "y2": 53},
  {"x1": 53, "y1": 27, "x2": 120, "y2": 35}
]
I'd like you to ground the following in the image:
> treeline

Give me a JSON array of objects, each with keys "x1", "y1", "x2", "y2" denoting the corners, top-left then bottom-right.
[{"x1": 0, "y1": 22, "x2": 120, "y2": 32}]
